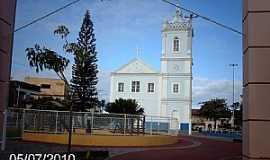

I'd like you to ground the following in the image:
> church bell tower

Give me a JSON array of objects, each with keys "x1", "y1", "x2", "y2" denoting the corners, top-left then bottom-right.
[{"x1": 160, "y1": 8, "x2": 193, "y2": 134}]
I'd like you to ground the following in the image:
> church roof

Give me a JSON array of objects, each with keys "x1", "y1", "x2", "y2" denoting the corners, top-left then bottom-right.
[{"x1": 112, "y1": 58, "x2": 159, "y2": 74}]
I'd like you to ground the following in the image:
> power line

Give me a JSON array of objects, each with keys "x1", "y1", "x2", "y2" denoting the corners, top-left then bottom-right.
[
  {"x1": 161, "y1": 0, "x2": 243, "y2": 36},
  {"x1": 14, "y1": 0, "x2": 81, "y2": 33},
  {"x1": 14, "y1": 0, "x2": 242, "y2": 36}
]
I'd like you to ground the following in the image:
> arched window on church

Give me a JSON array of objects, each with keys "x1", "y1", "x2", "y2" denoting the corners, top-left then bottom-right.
[{"x1": 173, "y1": 37, "x2": 180, "y2": 52}]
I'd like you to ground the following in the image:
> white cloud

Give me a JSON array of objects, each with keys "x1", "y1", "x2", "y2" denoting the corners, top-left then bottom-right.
[{"x1": 192, "y1": 77, "x2": 242, "y2": 108}]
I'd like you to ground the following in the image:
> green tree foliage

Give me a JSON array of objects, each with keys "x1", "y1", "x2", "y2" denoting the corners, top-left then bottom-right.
[
  {"x1": 25, "y1": 11, "x2": 99, "y2": 111},
  {"x1": 25, "y1": 26, "x2": 74, "y2": 111},
  {"x1": 71, "y1": 10, "x2": 99, "y2": 111},
  {"x1": 106, "y1": 98, "x2": 144, "y2": 115},
  {"x1": 25, "y1": 25, "x2": 73, "y2": 103},
  {"x1": 199, "y1": 98, "x2": 231, "y2": 129},
  {"x1": 26, "y1": 44, "x2": 70, "y2": 86}
]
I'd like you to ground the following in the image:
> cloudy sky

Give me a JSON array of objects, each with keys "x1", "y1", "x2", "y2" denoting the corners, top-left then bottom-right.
[{"x1": 11, "y1": 0, "x2": 242, "y2": 108}]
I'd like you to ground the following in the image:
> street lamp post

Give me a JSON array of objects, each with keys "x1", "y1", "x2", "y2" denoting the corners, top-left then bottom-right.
[{"x1": 229, "y1": 64, "x2": 238, "y2": 129}]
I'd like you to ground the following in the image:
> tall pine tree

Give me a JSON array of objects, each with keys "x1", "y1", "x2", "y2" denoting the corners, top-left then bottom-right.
[{"x1": 71, "y1": 10, "x2": 98, "y2": 111}]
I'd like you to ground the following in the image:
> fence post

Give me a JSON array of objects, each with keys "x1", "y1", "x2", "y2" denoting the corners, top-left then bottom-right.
[
  {"x1": 150, "y1": 116, "x2": 153, "y2": 135},
  {"x1": 55, "y1": 111, "x2": 58, "y2": 134},
  {"x1": 72, "y1": 116, "x2": 74, "y2": 133},
  {"x1": 33, "y1": 114, "x2": 36, "y2": 130},
  {"x1": 124, "y1": 114, "x2": 126, "y2": 135},
  {"x1": 91, "y1": 112, "x2": 94, "y2": 135},
  {"x1": 127, "y1": 116, "x2": 129, "y2": 134},
  {"x1": 167, "y1": 118, "x2": 170, "y2": 135},
  {"x1": 21, "y1": 109, "x2": 25, "y2": 137},
  {"x1": 1, "y1": 109, "x2": 7, "y2": 151},
  {"x1": 16, "y1": 111, "x2": 19, "y2": 128},
  {"x1": 157, "y1": 122, "x2": 160, "y2": 134}
]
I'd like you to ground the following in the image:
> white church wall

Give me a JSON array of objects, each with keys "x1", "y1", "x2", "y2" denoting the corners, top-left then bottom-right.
[
  {"x1": 168, "y1": 101, "x2": 190, "y2": 123},
  {"x1": 161, "y1": 59, "x2": 191, "y2": 74},
  {"x1": 110, "y1": 74, "x2": 160, "y2": 116},
  {"x1": 160, "y1": 101, "x2": 190, "y2": 124},
  {"x1": 160, "y1": 60, "x2": 167, "y2": 73},
  {"x1": 165, "y1": 59, "x2": 191, "y2": 74},
  {"x1": 161, "y1": 77, "x2": 191, "y2": 100}
]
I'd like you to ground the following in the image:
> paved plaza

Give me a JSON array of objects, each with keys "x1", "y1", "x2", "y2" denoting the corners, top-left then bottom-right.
[
  {"x1": 0, "y1": 135, "x2": 241, "y2": 160},
  {"x1": 111, "y1": 136, "x2": 242, "y2": 160}
]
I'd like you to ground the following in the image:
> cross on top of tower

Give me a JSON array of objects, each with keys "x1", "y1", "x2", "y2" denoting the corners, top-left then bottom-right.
[
  {"x1": 136, "y1": 47, "x2": 142, "y2": 58},
  {"x1": 173, "y1": 0, "x2": 183, "y2": 21},
  {"x1": 176, "y1": 0, "x2": 183, "y2": 16}
]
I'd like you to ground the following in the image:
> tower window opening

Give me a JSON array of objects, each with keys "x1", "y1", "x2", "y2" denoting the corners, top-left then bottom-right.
[{"x1": 173, "y1": 37, "x2": 180, "y2": 52}]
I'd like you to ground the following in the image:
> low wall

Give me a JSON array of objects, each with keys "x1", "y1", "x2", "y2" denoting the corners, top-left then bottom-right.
[{"x1": 23, "y1": 132, "x2": 178, "y2": 147}]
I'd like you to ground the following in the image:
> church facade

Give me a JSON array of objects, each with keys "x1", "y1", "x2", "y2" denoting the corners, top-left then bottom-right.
[{"x1": 110, "y1": 9, "x2": 193, "y2": 134}]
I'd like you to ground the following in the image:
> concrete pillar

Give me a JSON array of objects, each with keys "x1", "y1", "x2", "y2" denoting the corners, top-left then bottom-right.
[
  {"x1": 0, "y1": 0, "x2": 17, "y2": 140},
  {"x1": 243, "y1": 0, "x2": 270, "y2": 159}
]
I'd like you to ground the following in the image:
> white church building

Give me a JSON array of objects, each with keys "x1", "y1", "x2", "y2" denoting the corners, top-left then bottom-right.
[{"x1": 109, "y1": 9, "x2": 193, "y2": 134}]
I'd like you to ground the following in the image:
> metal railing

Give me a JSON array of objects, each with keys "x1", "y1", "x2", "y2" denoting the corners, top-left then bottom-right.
[{"x1": 7, "y1": 108, "x2": 179, "y2": 136}]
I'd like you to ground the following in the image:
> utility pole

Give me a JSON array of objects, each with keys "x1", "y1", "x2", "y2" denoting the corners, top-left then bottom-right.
[
  {"x1": 186, "y1": 13, "x2": 198, "y2": 136},
  {"x1": 229, "y1": 64, "x2": 238, "y2": 129},
  {"x1": 67, "y1": 90, "x2": 73, "y2": 153}
]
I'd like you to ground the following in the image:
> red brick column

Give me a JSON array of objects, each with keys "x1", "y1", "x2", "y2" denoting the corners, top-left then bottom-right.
[
  {"x1": 0, "y1": 0, "x2": 16, "y2": 138},
  {"x1": 243, "y1": 0, "x2": 270, "y2": 159}
]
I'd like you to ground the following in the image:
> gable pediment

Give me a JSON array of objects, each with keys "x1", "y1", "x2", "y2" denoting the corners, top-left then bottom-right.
[{"x1": 113, "y1": 58, "x2": 158, "y2": 74}]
